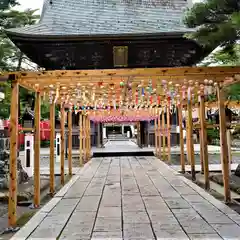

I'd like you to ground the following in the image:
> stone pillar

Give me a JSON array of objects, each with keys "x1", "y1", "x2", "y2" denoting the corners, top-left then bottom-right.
[
  {"x1": 55, "y1": 132, "x2": 61, "y2": 163},
  {"x1": 24, "y1": 134, "x2": 34, "y2": 177}
]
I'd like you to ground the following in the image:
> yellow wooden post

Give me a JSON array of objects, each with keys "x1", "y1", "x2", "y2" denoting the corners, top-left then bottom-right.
[
  {"x1": 186, "y1": 114, "x2": 190, "y2": 165},
  {"x1": 154, "y1": 117, "x2": 158, "y2": 156},
  {"x1": 217, "y1": 85, "x2": 231, "y2": 203},
  {"x1": 178, "y1": 97, "x2": 185, "y2": 173},
  {"x1": 50, "y1": 102, "x2": 55, "y2": 195},
  {"x1": 8, "y1": 80, "x2": 19, "y2": 227},
  {"x1": 157, "y1": 111, "x2": 161, "y2": 158},
  {"x1": 161, "y1": 108, "x2": 166, "y2": 160},
  {"x1": 68, "y1": 110, "x2": 72, "y2": 176},
  {"x1": 167, "y1": 101, "x2": 171, "y2": 163},
  {"x1": 86, "y1": 115, "x2": 90, "y2": 161},
  {"x1": 34, "y1": 91, "x2": 41, "y2": 207},
  {"x1": 97, "y1": 122, "x2": 101, "y2": 148},
  {"x1": 83, "y1": 114, "x2": 86, "y2": 163},
  {"x1": 60, "y1": 105, "x2": 65, "y2": 185},
  {"x1": 89, "y1": 117, "x2": 92, "y2": 159},
  {"x1": 86, "y1": 115, "x2": 89, "y2": 160},
  {"x1": 158, "y1": 112, "x2": 162, "y2": 158},
  {"x1": 79, "y1": 112, "x2": 83, "y2": 166},
  {"x1": 187, "y1": 95, "x2": 196, "y2": 181},
  {"x1": 198, "y1": 104, "x2": 204, "y2": 173},
  {"x1": 88, "y1": 116, "x2": 90, "y2": 160},
  {"x1": 199, "y1": 92, "x2": 209, "y2": 190}
]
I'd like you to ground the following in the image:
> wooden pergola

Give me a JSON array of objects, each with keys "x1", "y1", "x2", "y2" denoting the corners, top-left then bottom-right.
[{"x1": 4, "y1": 66, "x2": 240, "y2": 228}]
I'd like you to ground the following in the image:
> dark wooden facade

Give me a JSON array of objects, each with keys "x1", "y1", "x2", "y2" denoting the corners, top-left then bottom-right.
[
  {"x1": 6, "y1": 0, "x2": 209, "y2": 70},
  {"x1": 7, "y1": 34, "x2": 206, "y2": 70}
]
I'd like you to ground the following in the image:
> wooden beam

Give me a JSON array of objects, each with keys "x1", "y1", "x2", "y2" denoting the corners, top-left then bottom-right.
[
  {"x1": 8, "y1": 80, "x2": 19, "y2": 228},
  {"x1": 199, "y1": 94, "x2": 210, "y2": 190},
  {"x1": 217, "y1": 85, "x2": 231, "y2": 203},
  {"x1": 34, "y1": 91, "x2": 41, "y2": 207},
  {"x1": 15, "y1": 66, "x2": 240, "y2": 79},
  {"x1": 60, "y1": 105, "x2": 65, "y2": 185},
  {"x1": 68, "y1": 110, "x2": 72, "y2": 176},
  {"x1": 178, "y1": 99, "x2": 185, "y2": 173},
  {"x1": 49, "y1": 102, "x2": 55, "y2": 195}
]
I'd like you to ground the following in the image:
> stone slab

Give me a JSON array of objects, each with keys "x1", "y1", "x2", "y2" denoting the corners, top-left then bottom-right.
[
  {"x1": 10, "y1": 212, "x2": 47, "y2": 240},
  {"x1": 123, "y1": 211, "x2": 150, "y2": 224},
  {"x1": 10, "y1": 155, "x2": 240, "y2": 240},
  {"x1": 124, "y1": 223, "x2": 154, "y2": 239}
]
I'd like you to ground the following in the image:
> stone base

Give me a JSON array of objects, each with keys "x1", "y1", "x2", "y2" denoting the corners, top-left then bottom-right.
[{"x1": 0, "y1": 150, "x2": 29, "y2": 190}]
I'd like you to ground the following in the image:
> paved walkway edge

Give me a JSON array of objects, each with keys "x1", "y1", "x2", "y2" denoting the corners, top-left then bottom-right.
[
  {"x1": 10, "y1": 161, "x2": 92, "y2": 240},
  {"x1": 153, "y1": 159, "x2": 240, "y2": 224},
  {"x1": 178, "y1": 175, "x2": 240, "y2": 225}
]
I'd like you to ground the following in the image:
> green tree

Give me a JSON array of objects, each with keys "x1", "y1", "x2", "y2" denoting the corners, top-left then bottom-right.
[
  {"x1": 0, "y1": 8, "x2": 40, "y2": 71},
  {"x1": 0, "y1": 0, "x2": 18, "y2": 10},
  {"x1": 200, "y1": 45, "x2": 240, "y2": 67},
  {"x1": 0, "y1": 7, "x2": 40, "y2": 119},
  {"x1": 184, "y1": 0, "x2": 240, "y2": 55}
]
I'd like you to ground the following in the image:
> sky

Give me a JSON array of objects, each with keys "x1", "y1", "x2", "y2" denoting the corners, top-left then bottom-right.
[{"x1": 15, "y1": 0, "x2": 43, "y2": 13}]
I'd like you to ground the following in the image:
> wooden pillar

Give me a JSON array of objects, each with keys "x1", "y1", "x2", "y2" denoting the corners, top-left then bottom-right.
[
  {"x1": 198, "y1": 104, "x2": 204, "y2": 173},
  {"x1": 217, "y1": 85, "x2": 231, "y2": 203},
  {"x1": 187, "y1": 96, "x2": 196, "y2": 181},
  {"x1": 34, "y1": 91, "x2": 41, "y2": 208},
  {"x1": 83, "y1": 114, "x2": 86, "y2": 162},
  {"x1": 49, "y1": 102, "x2": 55, "y2": 195},
  {"x1": 161, "y1": 109, "x2": 166, "y2": 160},
  {"x1": 79, "y1": 113, "x2": 83, "y2": 166},
  {"x1": 8, "y1": 81, "x2": 19, "y2": 227},
  {"x1": 154, "y1": 117, "x2": 158, "y2": 156},
  {"x1": 68, "y1": 110, "x2": 72, "y2": 176},
  {"x1": 86, "y1": 116, "x2": 90, "y2": 161},
  {"x1": 157, "y1": 112, "x2": 161, "y2": 158},
  {"x1": 89, "y1": 118, "x2": 92, "y2": 158},
  {"x1": 167, "y1": 101, "x2": 171, "y2": 162},
  {"x1": 97, "y1": 122, "x2": 101, "y2": 148},
  {"x1": 178, "y1": 99, "x2": 185, "y2": 173},
  {"x1": 227, "y1": 130, "x2": 232, "y2": 166},
  {"x1": 199, "y1": 93, "x2": 209, "y2": 190},
  {"x1": 60, "y1": 105, "x2": 65, "y2": 185}
]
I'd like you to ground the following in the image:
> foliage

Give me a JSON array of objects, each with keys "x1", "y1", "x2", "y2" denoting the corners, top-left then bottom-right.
[
  {"x1": 200, "y1": 45, "x2": 240, "y2": 67},
  {"x1": 0, "y1": 8, "x2": 40, "y2": 71},
  {"x1": 206, "y1": 127, "x2": 220, "y2": 144},
  {"x1": 0, "y1": 0, "x2": 18, "y2": 10},
  {"x1": 184, "y1": 0, "x2": 240, "y2": 54},
  {"x1": 0, "y1": 6, "x2": 40, "y2": 119}
]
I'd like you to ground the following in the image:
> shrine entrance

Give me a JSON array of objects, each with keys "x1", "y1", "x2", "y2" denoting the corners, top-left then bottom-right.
[{"x1": 3, "y1": 66, "x2": 240, "y2": 229}]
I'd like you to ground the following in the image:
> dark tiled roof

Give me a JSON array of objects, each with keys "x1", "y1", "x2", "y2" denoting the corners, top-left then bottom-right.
[{"x1": 7, "y1": 0, "x2": 192, "y2": 36}]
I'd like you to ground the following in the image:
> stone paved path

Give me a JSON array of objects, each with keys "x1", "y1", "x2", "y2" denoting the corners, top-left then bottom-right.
[{"x1": 11, "y1": 157, "x2": 240, "y2": 240}]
